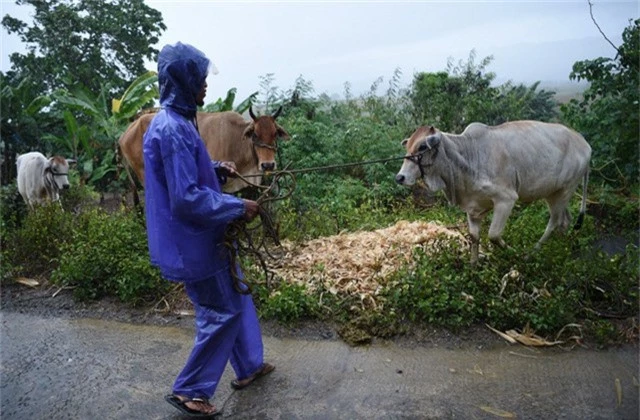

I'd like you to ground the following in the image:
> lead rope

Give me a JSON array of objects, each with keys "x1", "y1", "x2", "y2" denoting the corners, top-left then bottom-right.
[{"x1": 224, "y1": 167, "x2": 296, "y2": 294}]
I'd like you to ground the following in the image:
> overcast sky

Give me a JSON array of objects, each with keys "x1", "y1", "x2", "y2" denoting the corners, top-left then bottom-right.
[{"x1": 2, "y1": 0, "x2": 638, "y2": 104}]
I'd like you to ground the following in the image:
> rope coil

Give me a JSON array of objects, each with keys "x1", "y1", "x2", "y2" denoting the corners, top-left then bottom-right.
[{"x1": 224, "y1": 168, "x2": 296, "y2": 294}]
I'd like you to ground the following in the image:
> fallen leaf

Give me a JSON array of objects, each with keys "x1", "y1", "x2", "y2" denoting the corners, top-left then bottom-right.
[
  {"x1": 505, "y1": 329, "x2": 563, "y2": 347},
  {"x1": 479, "y1": 406, "x2": 516, "y2": 418},
  {"x1": 615, "y1": 378, "x2": 622, "y2": 406},
  {"x1": 486, "y1": 324, "x2": 517, "y2": 344},
  {"x1": 15, "y1": 277, "x2": 39, "y2": 287}
]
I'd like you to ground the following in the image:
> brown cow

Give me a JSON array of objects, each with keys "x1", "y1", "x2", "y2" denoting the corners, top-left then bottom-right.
[{"x1": 118, "y1": 106, "x2": 289, "y2": 194}]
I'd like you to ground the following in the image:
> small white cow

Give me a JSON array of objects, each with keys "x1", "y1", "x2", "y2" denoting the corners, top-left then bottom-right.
[
  {"x1": 395, "y1": 121, "x2": 591, "y2": 263},
  {"x1": 16, "y1": 152, "x2": 72, "y2": 209}
]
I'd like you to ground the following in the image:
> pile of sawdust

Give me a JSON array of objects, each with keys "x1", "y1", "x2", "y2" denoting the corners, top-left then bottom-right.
[{"x1": 269, "y1": 220, "x2": 466, "y2": 307}]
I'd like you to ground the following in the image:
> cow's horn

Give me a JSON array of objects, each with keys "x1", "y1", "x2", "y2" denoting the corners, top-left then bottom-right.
[
  {"x1": 249, "y1": 106, "x2": 257, "y2": 121},
  {"x1": 427, "y1": 134, "x2": 441, "y2": 149},
  {"x1": 272, "y1": 105, "x2": 283, "y2": 119}
]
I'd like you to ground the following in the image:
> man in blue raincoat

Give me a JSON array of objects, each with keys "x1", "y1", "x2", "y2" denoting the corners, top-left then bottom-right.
[{"x1": 143, "y1": 42, "x2": 275, "y2": 417}]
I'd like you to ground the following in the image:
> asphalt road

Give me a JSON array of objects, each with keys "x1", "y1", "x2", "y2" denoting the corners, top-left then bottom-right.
[{"x1": 1, "y1": 311, "x2": 637, "y2": 419}]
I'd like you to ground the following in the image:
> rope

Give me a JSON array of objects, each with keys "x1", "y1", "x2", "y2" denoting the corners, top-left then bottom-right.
[
  {"x1": 238, "y1": 153, "x2": 409, "y2": 179},
  {"x1": 224, "y1": 168, "x2": 296, "y2": 294}
]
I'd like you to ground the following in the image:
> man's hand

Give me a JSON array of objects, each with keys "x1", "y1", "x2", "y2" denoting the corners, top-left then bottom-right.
[
  {"x1": 219, "y1": 161, "x2": 238, "y2": 178},
  {"x1": 242, "y1": 199, "x2": 259, "y2": 222}
]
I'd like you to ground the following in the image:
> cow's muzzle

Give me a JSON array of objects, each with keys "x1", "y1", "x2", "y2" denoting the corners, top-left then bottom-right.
[{"x1": 261, "y1": 162, "x2": 276, "y2": 172}]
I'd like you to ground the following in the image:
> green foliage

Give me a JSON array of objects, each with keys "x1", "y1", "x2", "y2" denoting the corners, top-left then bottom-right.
[
  {"x1": 0, "y1": 183, "x2": 28, "y2": 280},
  {"x1": 2, "y1": 0, "x2": 166, "y2": 97},
  {"x1": 0, "y1": 73, "x2": 63, "y2": 182},
  {"x1": 561, "y1": 19, "x2": 639, "y2": 189},
  {"x1": 584, "y1": 320, "x2": 621, "y2": 346},
  {"x1": 495, "y1": 81, "x2": 559, "y2": 122},
  {"x1": 51, "y1": 209, "x2": 167, "y2": 304},
  {"x1": 59, "y1": 179, "x2": 101, "y2": 212},
  {"x1": 3, "y1": 204, "x2": 75, "y2": 278},
  {"x1": 111, "y1": 71, "x2": 159, "y2": 120},
  {"x1": 410, "y1": 50, "x2": 558, "y2": 132},
  {"x1": 202, "y1": 87, "x2": 258, "y2": 114},
  {"x1": 381, "y1": 207, "x2": 638, "y2": 336},
  {"x1": 0, "y1": 182, "x2": 27, "y2": 231},
  {"x1": 257, "y1": 282, "x2": 318, "y2": 324}
]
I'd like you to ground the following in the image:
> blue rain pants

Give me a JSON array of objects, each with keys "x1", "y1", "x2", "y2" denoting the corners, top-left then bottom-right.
[{"x1": 172, "y1": 267, "x2": 264, "y2": 399}]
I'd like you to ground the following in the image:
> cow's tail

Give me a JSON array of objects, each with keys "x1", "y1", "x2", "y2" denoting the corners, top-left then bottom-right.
[{"x1": 574, "y1": 168, "x2": 589, "y2": 231}]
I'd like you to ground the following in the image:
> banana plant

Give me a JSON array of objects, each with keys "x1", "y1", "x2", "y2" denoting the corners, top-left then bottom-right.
[
  {"x1": 48, "y1": 72, "x2": 160, "y2": 187},
  {"x1": 111, "y1": 71, "x2": 159, "y2": 121},
  {"x1": 203, "y1": 88, "x2": 258, "y2": 114}
]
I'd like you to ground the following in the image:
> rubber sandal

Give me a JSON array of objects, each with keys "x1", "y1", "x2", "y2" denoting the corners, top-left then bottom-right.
[
  {"x1": 230, "y1": 363, "x2": 275, "y2": 390},
  {"x1": 164, "y1": 394, "x2": 220, "y2": 418}
]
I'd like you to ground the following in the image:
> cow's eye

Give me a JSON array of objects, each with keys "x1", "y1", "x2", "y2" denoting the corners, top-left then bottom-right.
[{"x1": 417, "y1": 143, "x2": 428, "y2": 152}]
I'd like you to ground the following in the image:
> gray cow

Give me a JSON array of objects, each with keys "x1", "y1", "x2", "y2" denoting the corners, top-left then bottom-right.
[{"x1": 395, "y1": 121, "x2": 592, "y2": 263}]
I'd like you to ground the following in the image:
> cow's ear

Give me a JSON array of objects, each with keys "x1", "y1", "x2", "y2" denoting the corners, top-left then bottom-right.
[
  {"x1": 401, "y1": 138, "x2": 409, "y2": 147},
  {"x1": 426, "y1": 132, "x2": 441, "y2": 149},
  {"x1": 66, "y1": 159, "x2": 77, "y2": 165},
  {"x1": 427, "y1": 126, "x2": 436, "y2": 135},
  {"x1": 242, "y1": 123, "x2": 255, "y2": 139},
  {"x1": 276, "y1": 124, "x2": 290, "y2": 140}
]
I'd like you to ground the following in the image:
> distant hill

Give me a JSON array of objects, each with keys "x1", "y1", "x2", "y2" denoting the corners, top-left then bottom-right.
[{"x1": 538, "y1": 80, "x2": 588, "y2": 104}]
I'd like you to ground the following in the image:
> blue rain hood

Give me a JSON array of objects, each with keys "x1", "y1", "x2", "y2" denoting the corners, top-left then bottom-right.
[{"x1": 158, "y1": 42, "x2": 210, "y2": 118}]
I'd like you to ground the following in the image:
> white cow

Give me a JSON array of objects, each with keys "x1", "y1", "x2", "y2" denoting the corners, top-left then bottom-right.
[
  {"x1": 395, "y1": 121, "x2": 591, "y2": 263},
  {"x1": 16, "y1": 152, "x2": 72, "y2": 209}
]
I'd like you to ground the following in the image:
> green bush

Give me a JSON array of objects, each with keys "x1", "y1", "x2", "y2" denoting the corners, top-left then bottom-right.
[
  {"x1": 257, "y1": 281, "x2": 318, "y2": 324},
  {"x1": 51, "y1": 209, "x2": 167, "y2": 305},
  {"x1": 3, "y1": 204, "x2": 75, "y2": 278},
  {"x1": 60, "y1": 180, "x2": 101, "y2": 212},
  {"x1": 381, "y1": 208, "x2": 638, "y2": 336},
  {"x1": 0, "y1": 183, "x2": 28, "y2": 232}
]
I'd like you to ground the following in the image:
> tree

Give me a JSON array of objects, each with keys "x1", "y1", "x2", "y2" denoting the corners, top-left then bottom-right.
[
  {"x1": 494, "y1": 81, "x2": 558, "y2": 123},
  {"x1": 410, "y1": 50, "x2": 558, "y2": 132},
  {"x1": 561, "y1": 19, "x2": 639, "y2": 189},
  {"x1": 2, "y1": 0, "x2": 166, "y2": 97},
  {"x1": 410, "y1": 51, "x2": 499, "y2": 132},
  {"x1": 0, "y1": 72, "x2": 59, "y2": 184}
]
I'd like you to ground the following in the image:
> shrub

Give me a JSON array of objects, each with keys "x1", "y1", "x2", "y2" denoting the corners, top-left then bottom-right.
[
  {"x1": 51, "y1": 209, "x2": 167, "y2": 305},
  {"x1": 0, "y1": 182, "x2": 28, "y2": 232},
  {"x1": 257, "y1": 281, "x2": 318, "y2": 324},
  {"x1": 380, "y1": 203, "x2": 638, "y2": 336},
  {"x1": 3, "y1": 204, "x2": 75, "y2": 278}
]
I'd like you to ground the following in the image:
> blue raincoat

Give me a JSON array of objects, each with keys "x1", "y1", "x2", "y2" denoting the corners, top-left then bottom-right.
[{"x1": 143, "y1": 42, "x2": 265, "y2": 400}]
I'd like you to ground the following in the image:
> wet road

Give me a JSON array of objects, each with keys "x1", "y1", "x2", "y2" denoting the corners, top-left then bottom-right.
[{"x1": 1, "y1": 311, "x2": 637, "y2": 419}]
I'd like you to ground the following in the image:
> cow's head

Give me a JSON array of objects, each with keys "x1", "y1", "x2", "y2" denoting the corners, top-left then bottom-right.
[
  {"x1": 242, "y1": 106, "x2": 290, "y2": 172},
  {"x1": 395, "y1": 125, "x2": 442, "y2": 186},
  {"x1": 45, "y1": 156, "x2": 72, "y2": 191}
]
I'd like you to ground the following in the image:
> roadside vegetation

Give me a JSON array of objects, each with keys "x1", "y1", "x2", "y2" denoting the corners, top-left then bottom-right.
[{"x1": 1, "y1": 2, "x2": 637, "y2": 346}]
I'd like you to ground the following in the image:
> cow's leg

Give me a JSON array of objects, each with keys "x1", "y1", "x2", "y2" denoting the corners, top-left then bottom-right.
[
  {"x1": 18, "y1": 190, "x2": 30, "y2": 209},
  {"x1": 467, "y1": 213, "x2": 483, "y2": 264},
  {"x1": 488, "y1": 199, "x2": 516, "y2": 249},
  {"x1": 536, "y1": 191, "x2": 573, "y2": 248}
]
